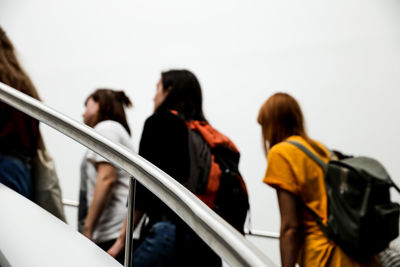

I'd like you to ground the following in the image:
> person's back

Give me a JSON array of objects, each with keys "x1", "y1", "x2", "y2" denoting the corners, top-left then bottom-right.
[
  {"x1": 0, "y1": 26, "x2": 40, "y2": 199},
  {"x1": 132, "y1": 70, "x2": 222, "y2": 267},
  {"x1": 136, "y1": 110, "x2": 189, "y2": 227},
  {"x1": 258, "y1": 93, "x2": 381, "y2": 267},
  {"x1": 264, "y1": 135, "x2": 377, "y2": 266}
]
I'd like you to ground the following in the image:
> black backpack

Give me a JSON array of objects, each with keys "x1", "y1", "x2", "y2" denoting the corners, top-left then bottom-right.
[
  {"x1": 212, "y1": 145, "x2": 249, "y2": 234},
  {"x1": 176, "y1": 114, "x2": 249, "y2": 234},
  {"x1": 287, "y1": 140, "x2": 400, "y2": 261}
]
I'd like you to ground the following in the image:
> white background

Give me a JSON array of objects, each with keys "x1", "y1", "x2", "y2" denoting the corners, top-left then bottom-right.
[{"x1": 1, "y1": 0, "x2": 400, "y2": 265}]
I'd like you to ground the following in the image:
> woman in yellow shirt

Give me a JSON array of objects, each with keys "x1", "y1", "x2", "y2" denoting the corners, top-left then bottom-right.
[{"x1": 257, "y1": 92, "x2": 379, "y2": 267}]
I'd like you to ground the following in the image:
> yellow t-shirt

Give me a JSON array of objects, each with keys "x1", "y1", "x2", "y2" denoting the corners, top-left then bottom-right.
[{"x1": 263, "y1": 136, "x2": 380, "y2": 267}]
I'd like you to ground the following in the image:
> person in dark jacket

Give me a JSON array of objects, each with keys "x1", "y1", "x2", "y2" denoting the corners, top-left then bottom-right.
[{"x1": 108, "y1": 69, "x2": 221, "y2": 267}]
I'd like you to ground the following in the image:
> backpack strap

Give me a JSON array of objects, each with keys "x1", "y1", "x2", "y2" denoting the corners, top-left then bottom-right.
[
  {"x1": 285, "y1": 140, "x2": 331, "y2": 238},
  {"x1": 298, "y1": 198, "x2": 331, "y2": 238},
  {"x1": 285, "y1": 140, "x2": 327, "y2": 172}
]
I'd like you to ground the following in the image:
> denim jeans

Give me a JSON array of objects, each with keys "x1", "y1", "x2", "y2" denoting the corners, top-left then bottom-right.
[
  {"x1": 176, "y1": 226, "x2": 222, "y2": 267},
  {"x1": 0, "y1": 153, "x2": 32, "y2": 199},
  {"x1": 132, "y1": 221, "x2": 176, "y2": 267}
]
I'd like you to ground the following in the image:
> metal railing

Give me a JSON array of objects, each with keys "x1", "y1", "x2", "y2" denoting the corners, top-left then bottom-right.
[
  {"x1": 245, "y1": 229, "x2": 280, "y2": 239},
  {"x1": 61, "y1": 197, "x2": 281, "y2": 240},
  {"x1": 0, "y1": 82, "x2": 276, "y2": 267},
  {"x1": 62, "y1": 198, "x2": 79, "y2": 208},
  {"x1": 62, "y1": 197, "x2": 280, "y2": 242}
]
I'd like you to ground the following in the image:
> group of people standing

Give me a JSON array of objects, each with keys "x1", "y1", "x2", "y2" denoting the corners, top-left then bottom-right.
[{"x1": 0, "y1": 25, "x2": 386, "y2": 267}]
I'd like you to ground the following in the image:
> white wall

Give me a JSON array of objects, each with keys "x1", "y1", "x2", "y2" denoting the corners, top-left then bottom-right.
[{"x1": 1, "y1": 0, "x2": 400, "y2": 265}]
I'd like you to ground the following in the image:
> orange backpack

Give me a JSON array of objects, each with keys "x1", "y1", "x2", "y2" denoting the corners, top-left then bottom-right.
[{"x1": 171, "y1": 111, "x2": 249, "y2": 233}]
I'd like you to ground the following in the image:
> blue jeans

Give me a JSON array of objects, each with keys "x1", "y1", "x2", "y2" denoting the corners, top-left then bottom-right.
[
  {"x1": 0, "y1": 153, "x2": 32, "y2": 199},
  {"x1": 132, "y1": 221, "x2": 176, "y2": 267},
  {"x1": 176, "y1": 227, "x2": 222, "y2": 267}
]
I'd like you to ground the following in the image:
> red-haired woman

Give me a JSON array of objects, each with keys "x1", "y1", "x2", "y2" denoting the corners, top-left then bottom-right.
[{"x1": 258, "y1": 93, "x2": 380, "y2": 267}]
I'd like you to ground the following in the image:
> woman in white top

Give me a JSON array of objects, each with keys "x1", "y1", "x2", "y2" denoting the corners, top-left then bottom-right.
[{"x1": 79, "y1": 88, "x2": 133, "y2": 263}]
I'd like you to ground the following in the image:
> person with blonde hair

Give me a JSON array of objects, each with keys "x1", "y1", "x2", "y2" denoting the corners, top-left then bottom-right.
[
  {"x1": 258, "y1": 92, "x2": 380, "y2": 267},
  {"x1": 0, "y1": 26, "x2": 41, "y2": 199}
]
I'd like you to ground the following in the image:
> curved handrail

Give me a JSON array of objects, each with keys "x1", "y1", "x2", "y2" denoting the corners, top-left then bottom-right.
[
  {"x1": 0, "y1": 82, "x2": 275, "y2": 266},
  {"x1": 61, "y1": 197, "x2": 281, "y2": 239}
]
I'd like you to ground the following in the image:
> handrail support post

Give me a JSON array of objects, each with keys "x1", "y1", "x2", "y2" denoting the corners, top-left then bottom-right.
[{"x1": 124, "y1": 177, "x2": 136, "y2": 267}]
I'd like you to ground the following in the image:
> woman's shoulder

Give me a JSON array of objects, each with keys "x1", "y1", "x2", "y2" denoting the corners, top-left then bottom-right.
[
  {"x1": 94, "y1": 120, "x2": 129, "y2": 136},
  {"x1": 148, "y1": 110, "x2": 181, "y2": 120},
  {"x1": 269, "y1": 137, "x2": 300, "y2": 155},
  {"x1": 145, "y1": 110, "x2": 186, "y2": 129},
  {"x1": 95, "y1": 120, "x2": 118, "y2": 128},
  {"x1": 271, "y1": 135, "x2": 329, "y2": 161}
]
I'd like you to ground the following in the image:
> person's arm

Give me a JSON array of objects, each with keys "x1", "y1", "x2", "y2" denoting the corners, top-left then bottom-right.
[
  {"x1": 107, "y1": 209, "x2": 144, "y2": 258},
  {"x1": 83, "y1": 162, "x2": 117, "y2": 240},
  {"x1": 277, "y1": 189, "x2": 302, "y2": 267}
]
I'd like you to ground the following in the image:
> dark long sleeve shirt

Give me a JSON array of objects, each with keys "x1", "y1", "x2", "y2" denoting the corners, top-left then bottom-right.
[{"x1": 135, "y1": 110, "x2": 190, "y2": 226}]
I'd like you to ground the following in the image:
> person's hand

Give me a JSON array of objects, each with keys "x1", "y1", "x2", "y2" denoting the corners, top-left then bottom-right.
[
  {"x1": 82, "y1": 225, "x2": 93, "y2": 241},
  {"x1": 107, "y1": 238, "x2": 125, "y2": 258}
]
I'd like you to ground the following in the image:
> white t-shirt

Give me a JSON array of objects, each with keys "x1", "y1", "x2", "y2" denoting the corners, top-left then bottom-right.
[{"x1": 82, "y1": 120, "x2": 134, "y2": 243}]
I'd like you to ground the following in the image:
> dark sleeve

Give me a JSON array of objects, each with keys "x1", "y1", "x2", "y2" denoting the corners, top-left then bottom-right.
[
  {"x1": 135, "y1": 112, "x2": 189, "y2": 214},
  {"x1": 139, "y1": 112, "x2": 189, "y2": 181}
]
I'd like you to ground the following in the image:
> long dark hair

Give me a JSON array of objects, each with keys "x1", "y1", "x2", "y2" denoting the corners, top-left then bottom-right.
[
  {"x1": 0, "y1": 26, "x2": 42, "y2": 152},
  {"x1": 257, "y1": 92, "x2": 327, "y2": 157},
  {"x1": 85, "y1": 89, "x2": 133, "y2": 135},
  {"x1": 0, "y1": 27, "x2": 40, "y2": 100},
  {"x1": 157, "y1": 69, "x2": 206, "y2": 121}
]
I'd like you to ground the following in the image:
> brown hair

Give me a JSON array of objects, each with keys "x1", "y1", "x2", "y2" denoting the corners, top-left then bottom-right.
[
  {"x1": 0, "y1": 27, "x2": 42, "y2": 152},
  {"x1": 85, "y1": 89, "x2": 133, "y2": 135},
  {"x1": 257, "y1": 92, "x2": 327, "y2": 157},
  {"x1": 0, "y1": 27, "x2": 40, "y2": 100}
]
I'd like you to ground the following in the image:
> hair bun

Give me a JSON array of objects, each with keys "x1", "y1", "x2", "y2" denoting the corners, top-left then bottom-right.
[{"x1": 115, "y1": 90, "x2": 133, "y2": 108}]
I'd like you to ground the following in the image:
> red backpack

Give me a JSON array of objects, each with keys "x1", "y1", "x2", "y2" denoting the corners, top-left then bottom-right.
[{"x1": 171, "y1": 111, "x2": 249, "y2": 233}]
